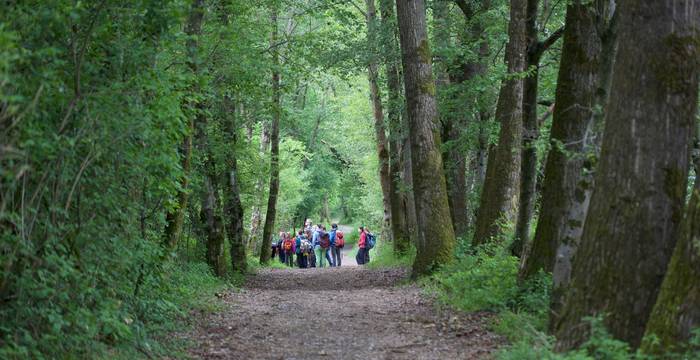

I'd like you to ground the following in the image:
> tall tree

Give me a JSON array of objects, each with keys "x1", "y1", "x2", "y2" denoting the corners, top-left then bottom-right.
[
  {"x1": 163, "y1": 0, "x2": 205, "y2": 251},
  {"x1": 510, "y1": 0, "x2": 564, "y2": 257},
  {"x1": 554, "y1": 0, "x2": 699, "y2": 349},
  {"x1": 365, "y1": 0, "x2": 393, "y2": 242},
  {"x1": 259, "y1": 5, "x2": 281, "y2": 264},
  {"x1": 379, "y1": 0, "x2": 411, "y2": 254},
  {"x1": 395, "y1": 0, "x2": 456, "y2": 275},
  {"x1": 518, "y1": 1, "x2": 616, "y2": 329},
  {"x1": 225, "y1": 99, "x2": 247, "y2": 274},
  {"x1": 247, "y1": 122, "x2": 270, "y2": 252},
  {"x1": 472, "y1": 0, "x2": 528, "y2": 246},
  {"x1": 434, "y1": 0, "x2": 469, "y2": 238}
]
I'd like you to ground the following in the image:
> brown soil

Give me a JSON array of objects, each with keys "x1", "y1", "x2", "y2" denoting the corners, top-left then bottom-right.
[{"x1": 186, "y1": 262, "x2": 504, "y2": 359}]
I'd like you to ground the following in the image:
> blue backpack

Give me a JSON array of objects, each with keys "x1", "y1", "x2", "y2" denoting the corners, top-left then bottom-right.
[{"x1": 366, "y1": 233, "x2": 376, "y2": 249}]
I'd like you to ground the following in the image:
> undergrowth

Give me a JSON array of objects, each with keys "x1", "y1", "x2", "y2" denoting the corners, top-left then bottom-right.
[{"x1": 420, "y1": 233, "x2": 700, "y2": 360}]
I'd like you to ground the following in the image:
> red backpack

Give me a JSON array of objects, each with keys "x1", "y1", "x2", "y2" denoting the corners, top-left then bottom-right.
[
  {"x1": 335, "y1": 231, "x2": 345, "y2": 248},
  {"x1": 283, "y1": 238, "x2": 294, "y2": 252}
]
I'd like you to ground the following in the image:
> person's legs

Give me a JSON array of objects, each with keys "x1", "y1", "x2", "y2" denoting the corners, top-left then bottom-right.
[
  {"x1": 329, "y1": 246, "x2": 336, "y2": 267},
  {"x1": 315, "y1": 247, "x2": 325, "y2": 268},
  {"x1": 355, "y1": 248, "x2": 363, "y2": 265},
  {"x1": 325, "y1": 248, "x2": 333, "y2": 267},
  {"x1": 334, "y1": 246, "x2": 342, "y2": 267},
  {"x1": 365, "y1": 249, "x2": 370, "y2": 264}
]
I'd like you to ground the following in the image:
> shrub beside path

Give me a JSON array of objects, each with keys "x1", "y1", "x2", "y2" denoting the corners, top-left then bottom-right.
[{"x1": 185, "y1": 262, "x2": 504, "y2": 359}]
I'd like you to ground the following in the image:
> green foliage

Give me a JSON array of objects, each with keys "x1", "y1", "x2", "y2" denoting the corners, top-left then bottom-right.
[
  {"x1": 427, "y1": 243, "x2": 521, "y2": 312},
  {"x1": 366, "y1": 239, "x2": 416, "y2": 269}
]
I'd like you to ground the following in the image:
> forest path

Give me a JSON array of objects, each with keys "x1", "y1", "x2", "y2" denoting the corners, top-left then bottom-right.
[{"x1": 186, "y1": 265, "x2": 504, "y2": 359}]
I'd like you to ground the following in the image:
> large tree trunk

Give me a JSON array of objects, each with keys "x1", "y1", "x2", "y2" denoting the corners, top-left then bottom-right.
[
  {"x1": 224, "y1": 99, "x2": 246, "y2": 274},
  {"x1": 643, "y1": 146, "x2": 700, "y2": 353},
  {"x1": 365, "y1": 0, "x2": 393, "y2": 242},
  {"x1": 554, "y1": 0, "x2": 699, "y2": 349},
  {"x1": 163, "y1": 0, "x2": 204, "y2": 251},
  {"x1": 395, "y1": 0, "x2": 456, "y2": 276},
  {"x1": 380, "y1": 0, "x2": 410, "y2": 254},
  {"x1": 472, "y1": 0, "x2": 528, "y2": 247},
  {"x1": 259, "y1": 7, "x2": 281, "y2": 264},
  {"x1": 518, "y1": 2, "x2": 615, "y2": 328}
]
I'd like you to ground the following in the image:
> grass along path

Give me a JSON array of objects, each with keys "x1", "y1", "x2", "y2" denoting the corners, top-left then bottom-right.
[{"x1": 185, "y1": 263, "x2": 504, "y2": 359}]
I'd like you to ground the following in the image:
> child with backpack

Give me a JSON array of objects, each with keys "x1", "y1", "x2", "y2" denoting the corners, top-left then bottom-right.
[
  {"x1": 314, "y1": 224, "x2": 327, "y2": 268},
  {"x1": 296, "y1": 230, "x2": 309, "y2": 268},
  {"x1": 282, "y1": 232, "x2": 295, "y2": 267},
  {"x1": 331, "y1": 224, "x2": 344, "y2": 267}
]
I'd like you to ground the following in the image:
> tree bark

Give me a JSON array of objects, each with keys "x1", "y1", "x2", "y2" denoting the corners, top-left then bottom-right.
[
  {"x1": 201, "y1": 165, "x2": 225, "y2": 276},
  {"x1": 224, "y1": 99, "x2": 246, "y2": 274},
  {"x1": 259, "y1": 7, "x2": 281, "y2": 264},
  {"x1": 163, "y1": 0, "x2": 204, "y2": 251},
  {"x1": 643, "y1": 144, "x2": 700, "y2": 353},
  {"x1": 554, "y1": 0, "x2": 699, "y2": 349},
  {"x1": 380, "y1": 0, "x2": 410, "y2": 254},
  {"x1": 365, "y1": 0, "x2": 393, "y2": 243},
  {"x1": 247, "y1": 122, "x2": 269, "y2": 253},
  {"x1": 518, "y1": 1, "x2": 614, "y2": 318},
  {"x1": 395, "y1": 0, "x2": 456, "y2": 276},
  {"x1": 434, "y1": 0, "x2": 469, "y2": 239},
  {"x1": 511, "y1": 3, "x2": 564, "y2": 258},
  {"x1": 472, "y1": 0, "x2": 528, "y2": 247}
]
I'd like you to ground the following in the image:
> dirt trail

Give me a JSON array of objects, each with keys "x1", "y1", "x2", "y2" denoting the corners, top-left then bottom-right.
[{"x1": 186, "y1": 260, "x2": 503, "y2": 360}]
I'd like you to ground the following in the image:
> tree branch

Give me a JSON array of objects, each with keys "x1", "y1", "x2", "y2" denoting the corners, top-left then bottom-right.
[{"x1": 531, "y1": 25, "x2": 564, "y2": 59}]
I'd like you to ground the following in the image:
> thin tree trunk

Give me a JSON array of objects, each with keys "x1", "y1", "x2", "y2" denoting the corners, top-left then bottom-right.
[
  {"x1": 163, "y1": 0, "x2": 204, "y2": 251},
  {"x1": 395, "y1": 0, "x2": 456, "y2": 276},
  {"x1": 380, "y1": 0, "x2": 410, "y2": 254},
  {"x1": 224, "y1": 98, "x2": 246, "y2": 273},
  {"x1": 247, "y1": 122, "x2": 269, "y2": 253},
  {"x1": 259, "y1": 7, "x2": 281, "y2": 264},
  {"x1": 434, "y1": 0, "x2": 469, "y2": 238},
  {"x1": 512, "y1": 3, "x2": 564, "y2": 257},
  {"x1": 472, "y1": 0, "x2": 528, "y2": 247},
  {"x1": 554, "y1": 0, "x2": 699, "y2": 349},
  {"x1": 365, "y1": 0, "x2": 392, "y2": 242},
  {"x1": 202, "y1": 169, "x2": 225, "y2": 276}
]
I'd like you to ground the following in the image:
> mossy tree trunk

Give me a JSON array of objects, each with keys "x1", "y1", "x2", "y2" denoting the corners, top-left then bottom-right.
[
  {"x1": 259, "y1": 7, "x2": 281, "y2": 265},
  {"x1": 519, "y1": 2, "x2": 617, "y2": 332},
  {"x1": 395, "y1": 0, "x2": 456, "y2": 276},
  {"x1": 554, "y1": 0, "x2": 699, "y2": 349},
  {"x1": 365, "y1": 0, "x2": 393, "y2": 243},
  {"x1": 643, "y1": 145, "x2": 700, "y2": 353},
  {"x1": 472, "y1": 0, "x2": 528, "y2": 247},
  {"x1": 163, "y1": 0, "x2": 204, "y2": 252},
  {"x1": 511, "y1": 0, "x2": 564, "y2": 257},
  {"x1": 224, "y1": 98, "x2": 246, "y2": 274},
  {"x1": 379, "y1": 0, "x2": 411, "y2": 254},
  {"x1": 433, "y1": 0, "x2": 469, "y2": 239}
]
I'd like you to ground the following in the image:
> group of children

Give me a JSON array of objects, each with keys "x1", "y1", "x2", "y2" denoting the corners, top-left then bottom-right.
[{"x1": 270, "y1": 220, "x2": 376, "y2": 268}]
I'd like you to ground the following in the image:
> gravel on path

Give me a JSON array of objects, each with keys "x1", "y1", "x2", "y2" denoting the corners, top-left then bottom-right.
[{"x1": 186, "y1": 262, "x2": 504, "y2": 360}]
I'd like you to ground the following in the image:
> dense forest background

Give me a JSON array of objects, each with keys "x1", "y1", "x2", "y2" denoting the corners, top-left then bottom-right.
[{"x1": 1, "y1": 0, "x2": 699, "y2": 358}]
